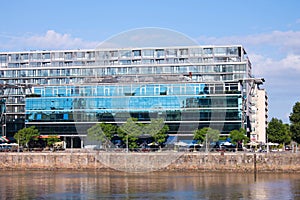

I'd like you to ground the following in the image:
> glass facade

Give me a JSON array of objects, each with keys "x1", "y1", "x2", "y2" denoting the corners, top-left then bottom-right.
[
  {"x1": 25, "y1": 83, "x2": 243, "y2": 135},
  {"x1": 0, "y1": 45, "x2": 251, "y2": 137}
]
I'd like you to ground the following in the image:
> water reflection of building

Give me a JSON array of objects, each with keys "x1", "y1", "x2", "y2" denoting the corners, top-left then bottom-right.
[
  {"x1": 0, "y1": 171, "x2": 295, "y2": 199},
  {"x1": 0, "y1": 45, "x2": 266, "y2": 147}
]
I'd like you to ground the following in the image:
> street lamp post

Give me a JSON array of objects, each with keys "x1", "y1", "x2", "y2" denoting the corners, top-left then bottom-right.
[
  {"x1": 126, "y1": 134, "x2": 129, "y2": 153},
  {"x1": 205, "y1": 133, "x2": 208, "y2": 153}
]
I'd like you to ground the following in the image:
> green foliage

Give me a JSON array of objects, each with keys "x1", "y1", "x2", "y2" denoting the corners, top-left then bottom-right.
[
  {"x1": 44, "y1": 136, "x2": 61, "y2": 147},
  {"x1": 290, "y1": 102, "x2": 300, "y2": 143},
  {"x1": 267, "y1": 118, "x2": 291, "y2": 144},
  {"x1": 119, "y1": 118, "x2": 169, "y2": 150},
  {"x1": 206, "y1": 128, "x2": 220, "y2": 143},
  {"x1": 153, "y1": 124, "x2": 169, "y2": 146},
  {"x1": 219, "y1": 136, "x2": 227, "y2": 141},
  {"x1": 193, "y1": 129, "x2": 205, "y2": 142},
  {"x1": 87, "y1": 118, "x2": 169, "y2": 150},
  {"x1": 143, "y1": 118, "x2": 163, "y2": 136},
  {"x1": 147, "y1": 118, "x2": 169, "y2": 146},
  {"x1": 229, "y1": 128, "x2": 248, "y2": 144},
  {"x1": 120, "y1": 118, "x2": 142, "y2": 138},
  {"x1": 14, "y1": 126, "x2": 40, "y2": 147},
  {"x1": 119, "y1": 118, "x2": 142, "y2": 150},
  {"x1": 193, "y1": 127, "x2": 220, "y2": 144},
  {"x1": 87, "y1": 123, "x2": 117, "y2": 148}
]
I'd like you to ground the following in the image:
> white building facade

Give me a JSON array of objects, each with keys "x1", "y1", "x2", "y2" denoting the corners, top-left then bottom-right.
[{"x1": 250, "y1": 87, "x2": 268, "y2": 143}]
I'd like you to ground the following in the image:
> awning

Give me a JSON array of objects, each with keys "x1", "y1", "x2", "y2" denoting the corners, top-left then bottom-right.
[
  {"x1": 246, "y1": 141, "x2": 259, "y2": 146},
  {"x1": 0, "y1": 136, "x2": 9, "y2": 143},
  {"x1": 174, "y1": 141, "x2": 188, "y2": 147},
  {"x1": 266, "y1": 142, "x2": 279, "y2": 146},
  {"x1": 38, "y1": 135, "x2": 60, "y2": 139}
]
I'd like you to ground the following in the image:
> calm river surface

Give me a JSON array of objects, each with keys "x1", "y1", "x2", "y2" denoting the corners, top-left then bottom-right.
[{"x1": 0, "y1": 171, "x2": 299, "y2": 199}]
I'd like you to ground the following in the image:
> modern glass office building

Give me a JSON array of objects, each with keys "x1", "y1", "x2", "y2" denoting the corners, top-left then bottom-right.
[{"x1": 0, "y1": 45, "x2": 258, "y2": 145}]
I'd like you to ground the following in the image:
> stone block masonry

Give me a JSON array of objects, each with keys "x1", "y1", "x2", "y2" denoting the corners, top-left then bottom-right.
[{"x1": 0, "y1": 152, "x2": 299, "y2": 173}]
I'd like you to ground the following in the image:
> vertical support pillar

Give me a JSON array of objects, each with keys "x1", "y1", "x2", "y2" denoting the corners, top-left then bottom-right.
[
  {"x1": 71, "y1": 137, "x2": 73, "y2": 149},
  {"x1": 254, "y1": 153, "x2": 257, "y2": 181}
]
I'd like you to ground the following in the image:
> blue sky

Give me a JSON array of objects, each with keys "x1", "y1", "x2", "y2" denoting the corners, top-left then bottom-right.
[{"x1": 0, "y1": 0, "x2": 300, "y2": 123}]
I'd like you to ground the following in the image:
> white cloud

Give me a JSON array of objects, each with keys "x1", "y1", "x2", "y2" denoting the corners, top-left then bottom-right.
[
  {"x1": 197, "y1": 30, "x2": 300, "y2": 54},
  {"x1": 0, "y1": 30, "x2": 99, "y2": 50},
  {"x1": 251, "y1": 53, "x2": 300, "y2": 76}
]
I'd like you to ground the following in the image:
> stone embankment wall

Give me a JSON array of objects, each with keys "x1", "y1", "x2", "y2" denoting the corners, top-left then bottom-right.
[{"x1": 0, "y1": 152, "x2": 299, "y2": 172}]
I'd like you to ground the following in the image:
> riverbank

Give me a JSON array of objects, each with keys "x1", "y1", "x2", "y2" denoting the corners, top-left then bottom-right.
[{"x1": 0, "y1": 151, "x2": 299, "y2": 173}]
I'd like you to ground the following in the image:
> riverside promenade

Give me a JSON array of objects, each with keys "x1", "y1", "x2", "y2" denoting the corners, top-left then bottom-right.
[{"x1": 0, "y1": 151, "x2": 299, "y2": 173}]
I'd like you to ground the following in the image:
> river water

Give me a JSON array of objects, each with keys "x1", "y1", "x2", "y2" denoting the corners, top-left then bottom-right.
[{"x1": 0, "y1": 171, "x2": 299, "y2": 199}]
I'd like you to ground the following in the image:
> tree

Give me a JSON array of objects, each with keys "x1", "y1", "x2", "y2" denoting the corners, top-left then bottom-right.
[
  {"x1": 193, "y1": 129, "x2": 204, "y2": 143},
  {"x1": 193, "y1": 127, "x2": 220, "y2": 144},
  {"x1": 206, "y1": 128, "x2": 220, "y2": 143},
  {"x1": 120, "y1": 118, "x2": 142, "y2": 138},
  {"x1": 87, "y1": 123, "x2": 117, "y2": 149},
  {"x1": 145, "y1": 118, "x2": 169, "y2": 148},
  {"x1": 153, "y1": 125, "x2": 169, "y2": 146},
  {"x1": 290, "y1": 102, "x2": 300, "y2": 143},
  {"x1": 267, "y1": 118, "x2": 291, "y2": 144},
  {"x1": 14, "y1": 126, "x2": 40, "y2": 148},
  {"x1": 119, "y1": 118, "x2": 142, "y2": 150},
  {"x1": 118, "y1": 118, "x2": 169, "y2": 150},
  {"x1": 229, "y1": 128, "x2": 248, "y2": 144},
  {"x1": 152, "y1": 125, "x2": 169, "y2": 149}
]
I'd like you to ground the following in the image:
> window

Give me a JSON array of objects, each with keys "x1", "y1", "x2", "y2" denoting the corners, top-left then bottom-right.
[
  {"x1": 166, "y1": 49, "x2": 176, "y2": 57},
  {"x1": 214, "y1": 47, "x2": 227, "y2": 55},
  {"x1": 222, "y1": 74, "x2": 233, "y2": 81},
  {"x1": 8, "y1": 63, "x2": 19, "y2": 68},
  {"x1": 155, "y1": 49, "x2": 164, "y2": 58},
  {"x1": 42, "y1": 53, "x2": 50, "y2": 59},
  {"x1": 10, "y1": 54, "x2": 20, "y2": 62},
  {"x1": 110, "y1": 51, "x2": 118, "y2": 58},
  {"x1": 142, "y1": 49, "x2": 154, "y2": 57},
  {"x1": 20, "y1": 54, "x2": 29, "y2": 60},
  {"x1": 179, "y1": 48, "x2": 188, "y2": 56},
  {"x1": 227, "y1": 47, "x2": 238, "y2": 55},
  {"x1": 203, "y1": 57, "x2": 213, "y2": 63},
  {"x1": 140, "y1": 86, "x2": 146, "y2": 95},
  {"x1": 234, "y1": 64, "x2": 246, "y2": 72},
  {"x1": 214, "y1": 66, "x2": 220, "y2": 72},
  {"x1": 77, "y1": 52, "x2": 85, "y2": 59},
  {"x1": 223, "y1": 65, "x2": 233, "y2": 72},
  {"x1": 65, "y1": 52, "x2": 72, "y2": 60},
  {"x1": 120, "y1": 50, "x2": 131, "y2": 58},
  {"x1": 0, "y1": 55, "x2": 7, "y2": 63},
  {"x1": 132, "y1": 50, "x2": 141, "y2": 57},
  {"x1": 30, "y1": 53, "x2": 41, "y2": 60},
  {"x1": 189, "y1": 48, "x2": 202, "y2": 57},
  {"x1": 234, "y1": 74, "x2": 244, "y2": 80},
  {"x1": 104, "y1": 87, "x2": 110, "y2": 96},
  {"x1": 215, "y1": 84, "x2": 224, "y2": 94},
  {"x1": 86, "y1": 52, "x2": 95, "y2": 59},
  {"x1": 214, "y1": 57, "x2": 228, "y2": 62},
  {"x1": 203, "y1": 48, "x2": 213, "y2": 55}
]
